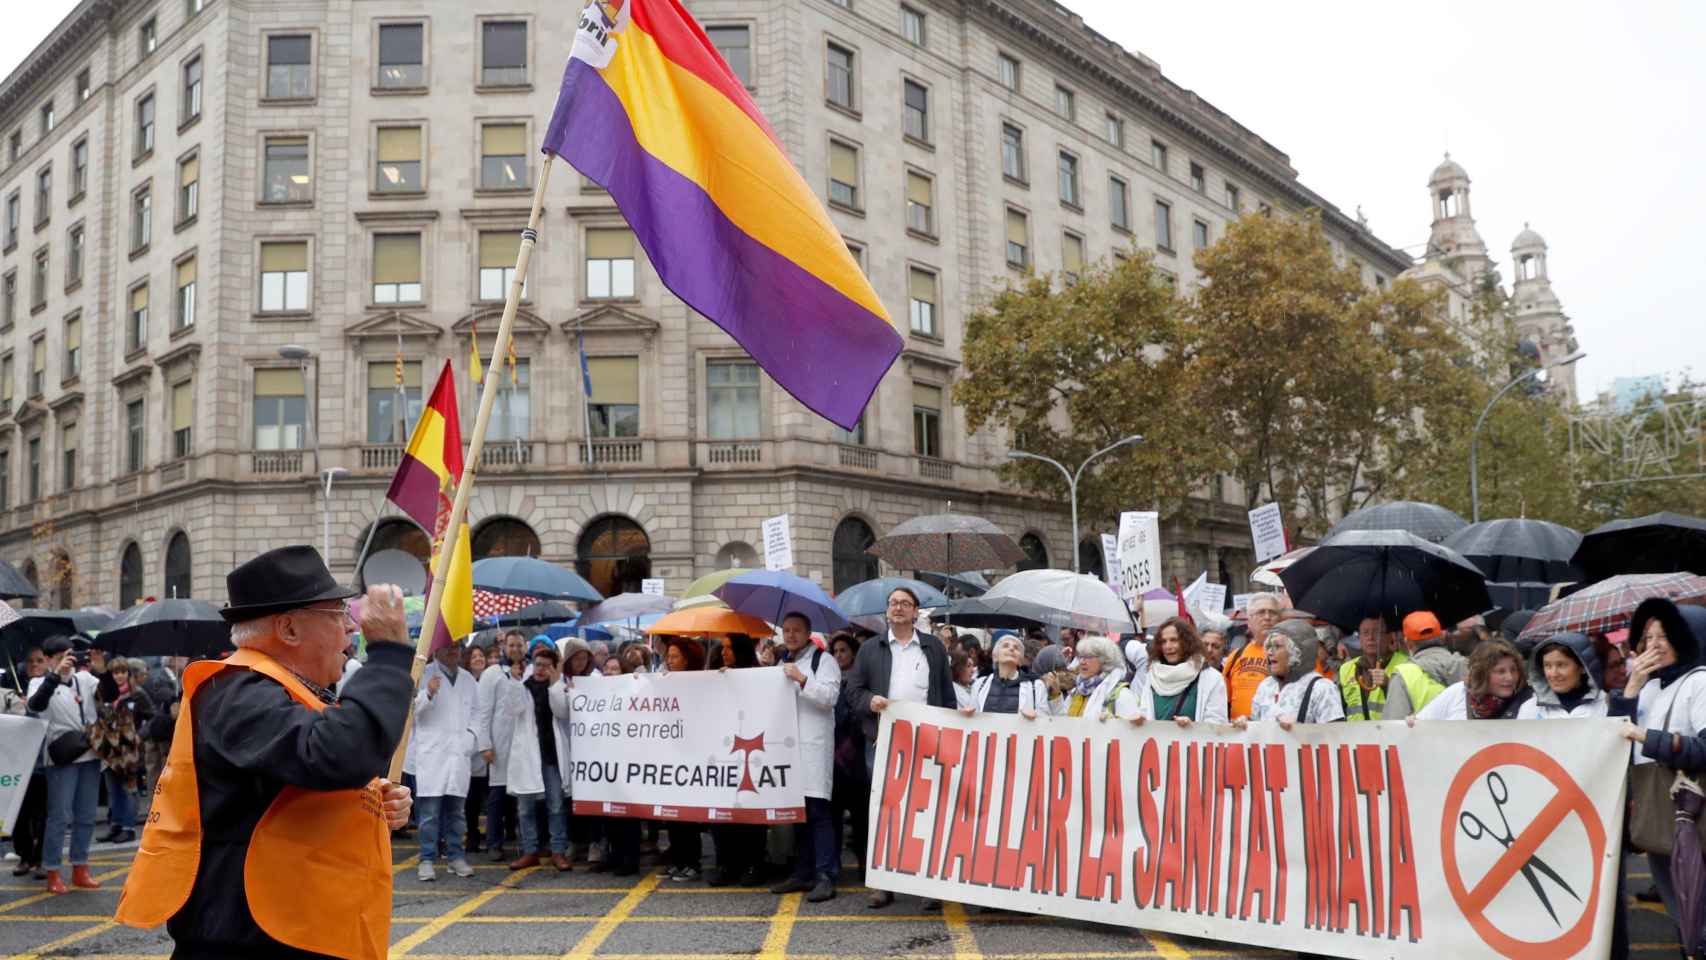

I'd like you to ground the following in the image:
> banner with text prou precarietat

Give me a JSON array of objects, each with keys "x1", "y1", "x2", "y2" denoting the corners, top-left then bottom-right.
[{"x1": 865, "y1": 703, "x2": 1626, "y2": 960}]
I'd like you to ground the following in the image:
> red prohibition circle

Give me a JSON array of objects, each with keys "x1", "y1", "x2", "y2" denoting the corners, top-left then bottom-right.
[{"x1": 1439, "y1": 742, "x2": 1607, "y2": 960}]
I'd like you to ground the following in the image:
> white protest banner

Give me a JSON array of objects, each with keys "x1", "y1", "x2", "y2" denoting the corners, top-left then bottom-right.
[
  {"x1": 1181, "y1": 572, "x2": 1208, "y2": 609},
  {"x1": 0, "y1": 715, "x2": 46, "y2": 834},
  {"x1": 866, "y1": 702, "x2": 1624, "y2": 960},
  {"x1": 1196, "y1": 582, "x2": 1228, "y2": 618},
  {"x1": 1232, "y1": 593, "x2": 1257, "y2": 613},
  {"x1": 568, "y1": 668, "x2": 805, "y2": 824},
  {"x1": 762, "y1": 514, "x2": 794, "y2": 571},
  {"x1": 640, "y1": 578, "x2": 667, "y2": 596},
  {"x1": 1116, "y1": 511, "x2": 1161, "y2": 602},
  {"x1": 1099, "y1": 534, "x2": 1119, "y2": 587},
  {"x1": 1249, "y1": 502, "x2": 1288, "y2": 564}
]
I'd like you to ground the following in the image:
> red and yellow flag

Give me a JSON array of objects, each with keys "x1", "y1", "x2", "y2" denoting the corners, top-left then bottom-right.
[{"x1": 384, "y1": 360, "x2": 464, "y2": 534}]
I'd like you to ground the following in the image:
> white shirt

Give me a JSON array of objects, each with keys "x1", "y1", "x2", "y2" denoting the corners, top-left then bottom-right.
[
  {"x1": 886, "y1": 629, "x2": 930, "y2": 704},
  {"x1": 1252, "y1": 674, "x2": 1344, "y2": 724}
]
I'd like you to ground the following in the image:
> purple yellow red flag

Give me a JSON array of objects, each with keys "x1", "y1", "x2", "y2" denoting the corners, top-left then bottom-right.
[
  {"x1": 385, "y1": 360, "x2": 465, "y2": 534},
  {"x1": 541, "y1": 0, "x2": 901, "y2": 430}
]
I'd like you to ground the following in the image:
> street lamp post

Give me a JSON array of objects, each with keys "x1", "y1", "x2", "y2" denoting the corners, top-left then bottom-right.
[
  {"x1": 1007, "y1": 434, "x2": 1144, "y2": 573},
  {"x1": 1470, "y1": 350, "x2": 1585, "y2": 522},
  {"x1": 321, "y1": 467, "x2": 350, "y2": 564}
]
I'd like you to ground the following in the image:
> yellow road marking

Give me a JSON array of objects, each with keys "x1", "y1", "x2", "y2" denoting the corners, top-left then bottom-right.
[
  {"x1": 758, "y1": 892, "x2": 801, "y2": 959},
  {"x1": 559, "y1": 870, "x2": 661, "y2": 960},
  {"x1": 0, "y1": 866, "x2": 129, "y2": 915},
  {"x1": 3, "y1": 920, "x2": 115, "y2": 960},
  {"x1": 1143, "y1": 930, "x2": 1194, "y2": 960},
  {"x1": 942, "y1": 901, "x2": 983, "y2": 960},
  {"x1": 384, "y1": 913, "x2": 1058, "y2": 924},
  {"x1": 391, "y1": 854, "x2": 421, "y2": 875},
  {"x1": 387, "y1": 864, "x2": 539, "y2": 956}
]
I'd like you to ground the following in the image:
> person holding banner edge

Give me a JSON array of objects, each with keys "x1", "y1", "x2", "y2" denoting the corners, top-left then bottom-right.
[{"x1": 1133, "y1": 618, "x2": 1228, "y2": 725}]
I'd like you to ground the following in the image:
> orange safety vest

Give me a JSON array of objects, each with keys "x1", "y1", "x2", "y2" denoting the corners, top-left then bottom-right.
[
  {"x1": 1224, "y1": 640, "x2": 1270, "y2": 720},
  {"x1": 114, "y1": 648, "x2": 392, "y2": 960}
]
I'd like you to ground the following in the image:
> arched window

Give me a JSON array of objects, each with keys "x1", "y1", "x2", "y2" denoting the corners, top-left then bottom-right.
[
  {"x1": 715, "y1": 541, "x2": 758, "y2": 570},
  {"x1": 1018, "y1": 533, "x2": 1049, "y2": 571},
  {"x1": 1078, "y1": 538, "x2": 1106, "y2": 580},
  {"x1": 21, "y1": 559, "x2": 38, "y2": 594},
  {"x1": 359, "y1": 517, "x2": 432, "y2": 566},
  {"x1": 164, "y1": 532, "x2": 192, "y2": 599},
  {"x1": 119, "y1": 543, "x2": 144, "y2": 609},
  {"x1": 51, "y1": 551, "x2": 74, "y2": 609},
  {"x1": 472, "y1": 517, "x2": 541, "y2": 561},
  {"x1": 576, "y1": 516, "x2": 650, "y2": 598},
  {"x1": 832, "y1": 517, "x2": 879, "y2": 594}
]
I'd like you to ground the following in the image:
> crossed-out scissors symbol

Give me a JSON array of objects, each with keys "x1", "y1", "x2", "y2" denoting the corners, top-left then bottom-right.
[{"x1": 1459, "y1": 770, "x2": 1582, "y2": 925}]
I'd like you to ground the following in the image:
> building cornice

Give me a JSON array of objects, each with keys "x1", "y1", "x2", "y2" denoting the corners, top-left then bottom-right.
[{"x1": 0, "y1": 0, "x2": 115, "y2": 123}]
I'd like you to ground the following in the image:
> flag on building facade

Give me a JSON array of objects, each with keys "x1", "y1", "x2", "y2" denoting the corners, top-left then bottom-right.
[
  {"x1": 541, "y1": 0, "x2": 901, "y2": 430},
  {"x1": 385, "y1": 360, "x2": 465, "y2": 535}
]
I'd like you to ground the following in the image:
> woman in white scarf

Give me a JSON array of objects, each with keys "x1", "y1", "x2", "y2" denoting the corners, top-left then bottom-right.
[
  {"x1": 1064, "y1": 636, "x2": 1138, "y2": 720},
  {"x1": 1134, "y1": 617, "x2": 1229, "y2": 727}
]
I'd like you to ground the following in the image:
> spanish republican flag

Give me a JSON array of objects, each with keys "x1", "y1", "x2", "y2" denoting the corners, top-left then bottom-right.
[
  {"x1": 541, "y1": 0, "x2": 901, "y2": 431},
  {"x1": 430, "y1": 522, "x2": 475, "y2": 651},
  {"x1": 385, "y1": 360, "x2": 464, "y2": 534}
]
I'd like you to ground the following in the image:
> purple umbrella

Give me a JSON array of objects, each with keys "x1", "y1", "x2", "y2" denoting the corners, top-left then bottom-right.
[{"x1": 1675, "y1": 789, "x2": 1706, "y2": 957}]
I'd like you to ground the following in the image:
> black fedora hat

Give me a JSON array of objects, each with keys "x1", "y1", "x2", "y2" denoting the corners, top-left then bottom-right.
[{"x1": 223, "y1": 545, "x2": 359, "y2": 622}]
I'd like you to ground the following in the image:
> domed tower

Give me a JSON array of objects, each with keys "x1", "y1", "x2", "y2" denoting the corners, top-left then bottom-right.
[
  {"x1": 1425, "y1": 153, "x2": 1491, "y2": 282},
  {"x1": 1510, "y1": 224, "x2": 1579, "y2": 406}
]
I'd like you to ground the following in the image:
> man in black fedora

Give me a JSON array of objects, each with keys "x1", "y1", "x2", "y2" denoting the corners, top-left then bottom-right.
[{"x1": 115, "y1": 545, "x2": 417, "y2": 960}]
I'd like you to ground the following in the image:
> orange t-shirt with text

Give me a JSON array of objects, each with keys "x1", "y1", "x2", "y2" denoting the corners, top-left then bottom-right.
[{"x1": 1224, "y1": 639, "x2": 1270, "y2": 720}]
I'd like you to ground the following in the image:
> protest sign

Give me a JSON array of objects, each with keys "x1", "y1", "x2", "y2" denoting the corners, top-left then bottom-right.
[
  {"x1": 0, "y1": 715, "x2": 46, "y2": 834},
  {"x1": 1196, "y1": 582, "x2": 1228, "y2": 618},
  {"x1": 1182, "y1": 572, "x2": 1208, "y2": 609},
  {"x1": 762, "y1": 514, "x2": 794, "y2": 571},
  {"x1": 1099, "y1": 534, "x2": 1119, "y2": 587},
  {"x1": 568, "y1": 668, "x2": 805, "y2": 824},
  {"x1": 640, "y1": 578, "x2": 667, "y2": 596},
  {"x1": 866, "y1": 702, "x2": 1624, "y2": 960},
  {"x1": 1249, "y1": 502, "x2": 1288, "y2": 564},
  {"x1": 1232, "y1": 593, "x2": 1256, "y2": 613},
  {"x1": 1116, "y1": 511, "x2": 1161, "y2": 602}
]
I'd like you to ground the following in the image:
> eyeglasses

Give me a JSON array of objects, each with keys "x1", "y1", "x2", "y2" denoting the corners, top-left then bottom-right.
[
  {"x1": 887, "y1": 599, "x2": 917, "y2": 609},
  {"x1": 291, "y1": 603, "x2": 355, "y2": 624}
]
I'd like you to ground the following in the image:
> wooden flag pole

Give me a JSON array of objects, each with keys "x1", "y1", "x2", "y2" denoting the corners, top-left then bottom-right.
[{"x1": 386, "y1": 156, "x2": 555, "y2": 781}]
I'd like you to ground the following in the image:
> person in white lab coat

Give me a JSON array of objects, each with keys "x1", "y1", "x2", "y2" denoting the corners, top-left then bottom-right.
[
  {"x1": 475, "y1": 631, "x2": 528, "y2": 860},
  {"x1": 768, "y1": 613, "x2": 842, "y2": 903},
  {"x1": 412, "y1": 643, "x2": 479, "y2": 882},
  {"x1": 499, "y1": 644, "x2": 573, "y2": 872}
]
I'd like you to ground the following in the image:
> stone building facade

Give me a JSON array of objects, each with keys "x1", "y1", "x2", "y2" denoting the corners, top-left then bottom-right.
[{"x1": 0, "y1": 0, "x2": 1411, "y2": 608}]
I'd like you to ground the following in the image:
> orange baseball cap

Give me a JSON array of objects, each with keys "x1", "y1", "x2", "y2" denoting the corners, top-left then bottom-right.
[{"x1": 1402, "y1": 611, "x2": 1443, "y2": 643}]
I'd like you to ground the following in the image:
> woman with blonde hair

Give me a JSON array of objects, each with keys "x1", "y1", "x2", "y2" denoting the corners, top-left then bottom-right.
[{"x1": 1063, "y1": 635, "x2": 1138, "y2": 720}]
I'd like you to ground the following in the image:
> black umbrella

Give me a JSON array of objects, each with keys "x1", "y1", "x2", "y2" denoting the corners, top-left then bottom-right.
[
  {"x1": 915, "y1": 570, "x2": 990, "y2": 598},
  {"x1": 933, "y1": 596, "x2": 1049, "y2": 630},
  {"x1": 495, "y1": 599, "x2": 579, "y2": 627},
  {"x1": 97, "y1": 599, "x2": 233, "y2": 658},
  {"x1": 0, "y1": 561, "x2": 38, "y2": 602},
  {"x1": 1485, "y1": 582, "x2": 1556, "y2": 613},
  {"x1": 0, "y1": 608, "x2": 110, "y2": 662},
  {"x1": 1445, "y1": 519, "x2": 1584, "y2": 583},
  {"x1": 1279, "y1": 529, "x2": 1491, "y2": 632},
  {"x1": 1325, "y1": 500, "x2": 1469, "y2": 544},
  {"x1": 1573, "y1": 512, "x2": 1706, "y2": 582}
]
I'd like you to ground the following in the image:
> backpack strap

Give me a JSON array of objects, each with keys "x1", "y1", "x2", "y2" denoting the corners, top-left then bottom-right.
[
  {"x1": 811, "y1": 647, "x2": 823, "y2": 672},
  {"x1": 1299, "y1": 676, "x2": 1321, "y2": 723}
]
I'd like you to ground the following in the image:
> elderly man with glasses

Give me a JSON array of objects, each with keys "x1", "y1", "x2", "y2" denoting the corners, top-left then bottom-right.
[
  {"x1": 843, "y1": 586, "x2": 956, "y2": 909},
  {"x1": 1224, "y1": 593, "x2": 1284, "y2": 720}
]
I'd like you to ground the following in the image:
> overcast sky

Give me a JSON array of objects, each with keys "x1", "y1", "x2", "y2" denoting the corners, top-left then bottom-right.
[{"x1": 5, "y1": 1, "x2": 1700, "y2": 399}]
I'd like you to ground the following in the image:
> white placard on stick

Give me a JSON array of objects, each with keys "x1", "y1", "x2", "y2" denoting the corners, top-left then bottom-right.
[
  {"x1": 1196, "y1": 582, "x2": 1228, "y2": 618},
  {"x1": 0, "y1": 716, "x2": 46, "y2": 834},
  {"x1": 640, "y1": 578, "x2": 667, "y2": 597},
  {"x1": 1099, "y1": 534, "x2": 1119, "y2": 587},
  {"x1": 1116, "y1": 511, "x2": 1161, "y2": 602},
  {"x1": 761, "y1": 514, "x2": 794, "y2": 571},
  {"x1": 1248, "y1": 502, "x2": 1288, "y2": 564},
  {"x1": 1231, "y1": 592, "x2": 1256, "y2": 613}
]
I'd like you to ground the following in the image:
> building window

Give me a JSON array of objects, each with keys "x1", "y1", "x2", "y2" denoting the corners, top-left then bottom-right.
[
  {"x1": 376, "y1": 126, "x2": 422, "y2": 192},
  {"x1": 263, "y1": 136, "x2": 311, "y2": 202},
  {"x1": 1057, "y1": 151, "x2": 1079, "y2": 207},
  {"x1": 40, "y1": 101, "x2": 55, "y2": 136},
  {"x1": 0, "y1": 357, "x2": 10, "y2": 412},
  {"x1": 30, "y1": 338, "x2": 45, "y2": 396},
  {"x1": 1193, "y1": 218, "x2": 1210, "y2": 251},
  {"x1": 127, "y1": 283, "x2": 148, "y2": 352},
  {"x1": 480, "y1": 123, "x2": 526, "y2": 189},
  {"x1": 479, "y1": 231, "x2": 523, "y2": 300},
  {"x1": 253, "y1": 368, "x2": 307, "y2": 450},
  {"x1": 1019, "y1": 533, "x2": 1049, "y2": 571},
  {"x1": 845, "y1": 240, "x2": 865, "y2": 271},
  {"x1": 187, "y1": 0, "x2": 205, "y2": 15},
  {"x1": 131, "y1": 186, "x2": 151, "y2": 252},
  {"x1": 371, "y1": 233, "x2": 422, "y2": 303},
  {"x1": 62, "y1": 315, "x2": 79, "y2": 378},
  {"x1": 30, "y1": 249, "x2": 48, "y2": 310},
  {"x1": 706, "y1": 26, "x2": 750, "y2": 87},
  {"x1": 71, "y1": 138, "x2": 88, "y2": 199},
  {"x1": 119, "y1": 543, "x2": 142, "y2": 607},
  {"x1": 832, "y1": 517, "x2": 878, "y2": 593},
  {"x1": 1110, "y1": 176, "x2": 1129, "y2": 232},
  {"x1": 125, "y1": 398, "x2": 145, "y2": 472},
  {"x1": 834, "y1": 412, "x2": 865, "y2": 446},
  {"x1": 903, "y1": 79, "x2": 929, "y2": 142},
  {"x1": 585, "y1": 228, "x2": 635, "y2": 299},
  {"x1": 66, "y1": 224, "x2": 83, "y2": 284},
  {"x1": 901, "y1": 5, "x2": 925, "y2": 45},
  {"x1": 997, "y1": 53, "x2": 1019, "y2": 91},
  {"x1": 480, "y1": 20, "x2": 527, "y2": 86},
  {"x1": 905, "y1": 170, "x2": 934, "y2": 235},
  {"x1": 707, "y1": 360, "x2": 759, "y2": 439},
  {"x1": 1151, "y1": 139, "x2": 1168, "y2": 173},
  {"x1": 182, "y1": 56, "x2": 203, "y2": 123},
  {"x1": 1062, "y1": 232, "x2": 1084, "y2": 285},
  {"x1": 3, "y1": 193, "x2": 15, "y2": 249},
  {"x1": 377, "y1": 23, "x2": 425, "y2": 88},
  {"x1": 1190, "y1": 162, "x2": 1206, "y2": 194},
  {"x1": 34, "y1": 167, "x2": 50, "y2": 226},
  {"x1": 175, "y1": 257, "x2": 196, "y2": 329},
  {"x1": 1001, "y1": 123, "x2": 1025, "y2": 181},
  {"x1": 825, "y1": 43, "x2": 856, "y2": 110},
  {"x1": 828, "y1": 139, "x2": 860, "y2": 208},
  {"x1": 259, "y1": 241, "x2": 309, "y2": 312},
  {"x1": 488, "y1": 357, "x2": 530, "y2": 440},
  {"x1": 1, "y1": 272, "x2": 13, "y2": 326},
  {"x1": 266, "y1": 35, "x2": 313, "y2": 98},
  {"x1": 587, "y1": 356, "x2": 640, "y2": 438},
  {"x1": 177, "y1": 153, "x2": 199, "y2": 221},
  {"x1": 60, "y1": 422, "x2": 76, "y2": 492},
  {"x1": 140, "y1": 18, "x2": 157, "y2": 57},
  {"x1": 1225, "y1": 182, "x2": 1240, "y2": 212},
  {"x1": 27, "y1": 437, "x2": 40, "y2": 501},
  {"x1": 1154, "y1": 199, "x2": 1173, "y2": 251},
  {"x1": 0, "y1": 450, "x2": 9, "y2": 510},
  {"x1": 1005, "y1": 207, "x2": 1029, "y2": 268},
  {"x1": 172, "y1": 380, "x2": 194, "y2": 457},
  {"x1": 366, "y1": 360, "x2": 423, "y2": 443},
  {"x1": 1054, "y1": 85, "x2": 1075, "y2": 120},
  {"x1": 912, "y1": 383, "x2": 942, "y2": 457},
  {"x1": 165, "y1": 532, "x2": 192, "y2": 598},
  {"x1": 1105, "y1": 113, "x2": 1123, "y2": 148},
  {"x1": 76, "y1": 69, "x2": 90, "y2": 103},
  {"x1": 907, "y1": 266, "x2": 937, "y2": 337},
  {"x1": 135, "y1": 93, "x2": 155, "y2": 157}
]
